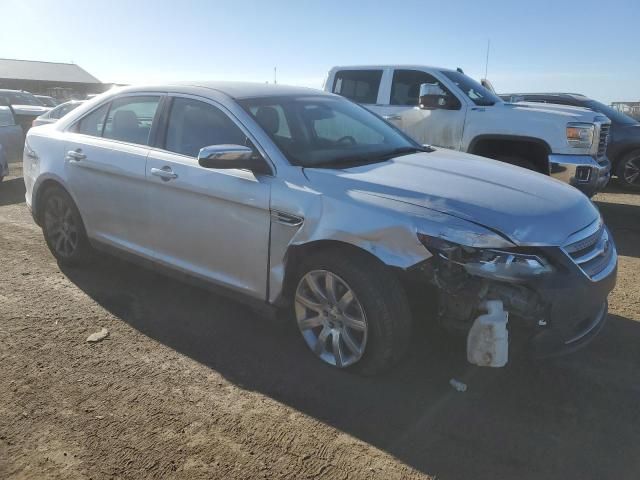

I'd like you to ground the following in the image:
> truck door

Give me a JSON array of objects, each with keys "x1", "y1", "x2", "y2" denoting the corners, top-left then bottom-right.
[{"x1": 375, "y1": 69, "x2": 467, "y2": 150}]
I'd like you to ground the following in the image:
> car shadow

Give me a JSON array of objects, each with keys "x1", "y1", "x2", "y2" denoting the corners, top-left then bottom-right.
[
  {"x1": 61, "y1": 256, "x2": 640, "y2": 480},
  {"x1": 0, "y1": 177, "x2": 26, "y2": 207},
  {"x1": 595, "y1": 200, "x2": 640, "y2": 258}
]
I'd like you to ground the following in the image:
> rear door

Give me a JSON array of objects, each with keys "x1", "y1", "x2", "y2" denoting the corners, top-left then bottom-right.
[
  {"x1": 330, "y1": 69, "x2": 384, "y2": 110},
  {"x1": 64, "y1": 94, "x2": 162, "y2": 254},
  {"x1": 375, "y1": 69, "x2": 466, "y2": 149},
  {"x1": 145, "y1": 95, "x2": 272, "y2": 299}
]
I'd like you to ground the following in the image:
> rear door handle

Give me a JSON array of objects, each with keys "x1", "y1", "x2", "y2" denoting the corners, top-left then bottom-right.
[
  {"x1": 150, "y1": 166, "x2": 178, "y2": 181},
  {"x1": 383, "y1": 114, "x2": 402, "y2": 122},
  {"x1": 66, "y1": 149, "x2": 86, "y2": 161}
]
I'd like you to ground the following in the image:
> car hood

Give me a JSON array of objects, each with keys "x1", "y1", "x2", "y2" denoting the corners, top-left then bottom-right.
[
  {"x1": 304, "y1": 149, "x2": 600, "y2": 246},
  {"x1": 501, "y1": 101, "x2": 608, "y2": 122}
]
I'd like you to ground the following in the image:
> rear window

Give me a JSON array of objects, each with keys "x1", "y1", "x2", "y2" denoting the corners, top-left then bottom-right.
[{"x1": 332, "y1": 70, "x2": 382, "y2": 104}]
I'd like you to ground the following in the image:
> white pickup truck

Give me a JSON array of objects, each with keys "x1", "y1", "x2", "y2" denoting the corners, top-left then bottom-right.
[{"x1": 324, "y1": 65, "x2": 611, "y2": 196}]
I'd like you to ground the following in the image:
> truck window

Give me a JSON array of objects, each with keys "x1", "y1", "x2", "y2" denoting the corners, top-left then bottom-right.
[
  {"x1": 390, "y1": 70, "x2": 447, "y2": 106},
  {"x1": 332, "y1": 70, "x2": 382, "y2": 105}
]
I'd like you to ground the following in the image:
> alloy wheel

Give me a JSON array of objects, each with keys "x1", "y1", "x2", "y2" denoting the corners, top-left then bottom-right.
[
  {"x1": 44, "y1": 195, "x2": 79, "y2": 258},
  {"x1": 623, "y1": 156, "x2": 640, "y2": 185},
  {"x1": 295, "y1": 270, "x2": 368, "y2": 368}
]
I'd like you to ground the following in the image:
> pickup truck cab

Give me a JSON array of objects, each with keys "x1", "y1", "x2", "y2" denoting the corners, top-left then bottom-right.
[
  {"x1": 324, "y1": 66, "x2": 611, "y2": 197},
  {"x1": 0, "y1": 89, "x2": 50, "y2": 136}
]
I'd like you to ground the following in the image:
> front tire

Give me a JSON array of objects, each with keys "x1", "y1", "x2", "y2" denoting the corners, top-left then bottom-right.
[
  {"x1": 41, "y1": 186, "x2": 92, "y2": 266},
  {"x1": 616, "y1": 150, "x2": 640, "y2": 190},
  {"x1": 293, "y1": 249, "x2": 412, "y2": 375}
]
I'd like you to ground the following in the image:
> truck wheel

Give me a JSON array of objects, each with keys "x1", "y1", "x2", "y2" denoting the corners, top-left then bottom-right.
[
  {"x1": 293, "y1": 249, "x2": 412, "y2": 375},
  {"x1": 41, "y1": 186, "x2": 92, "y2": 266},
  {"x1": 495, "y1": 155, "x2": 539, "y2": 172},
  {"x1": 616, "y1": 150, "x2": 640, "y2": 190}
]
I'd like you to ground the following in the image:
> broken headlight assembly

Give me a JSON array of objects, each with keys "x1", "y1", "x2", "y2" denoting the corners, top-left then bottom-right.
[{"x1": 418, "y1": 234, "x2": 553, "y2": 282}]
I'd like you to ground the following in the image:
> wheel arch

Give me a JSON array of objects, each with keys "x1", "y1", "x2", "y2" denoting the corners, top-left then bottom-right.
[
  {"x1": 276, "y1": 239, "x2": 402, "y2": 308},
  {"x1": 32, "y1": 175, "x2": 78, "y2": 226},
  {"x1": 468, "y1": 134, "x2": 552, "y2": 173}
]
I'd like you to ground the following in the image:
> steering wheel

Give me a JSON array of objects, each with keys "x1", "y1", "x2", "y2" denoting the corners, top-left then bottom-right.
[{"x1": 336, "y1": 135, "x2": 356, "y2": 146}]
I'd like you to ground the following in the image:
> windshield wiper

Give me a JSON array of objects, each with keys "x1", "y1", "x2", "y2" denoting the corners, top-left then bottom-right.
[{"x1": 309, "y1": 146, "x2": 433, "y2": 169}]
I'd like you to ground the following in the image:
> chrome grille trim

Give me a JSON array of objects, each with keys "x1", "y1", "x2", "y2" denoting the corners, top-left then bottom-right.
[
  {"x1": 597, "y1": 124, "x2": 610, "y2": 160},
  {"x1": 562, "y1": 221, "x2": 616, "y2": 281}
]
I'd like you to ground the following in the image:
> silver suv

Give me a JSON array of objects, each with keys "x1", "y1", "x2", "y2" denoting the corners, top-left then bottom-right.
[{"x1": 24, "y1": 83, "x2": 617, "y2": 374}]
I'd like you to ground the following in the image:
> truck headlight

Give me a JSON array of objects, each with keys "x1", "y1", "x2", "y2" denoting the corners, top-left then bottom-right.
[
  {"x1": 418, "y1": 234, "x2": 553, "y2": 281},
  {"x1": 566, "y1": 123, "x2": 595, "y2": 148}
]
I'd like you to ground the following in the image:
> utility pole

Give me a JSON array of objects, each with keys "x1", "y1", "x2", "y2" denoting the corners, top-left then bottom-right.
[{"x1": 274, "y1": 66, "x2": 277, "y2": 85}]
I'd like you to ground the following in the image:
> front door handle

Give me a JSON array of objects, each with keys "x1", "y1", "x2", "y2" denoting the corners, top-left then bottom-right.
[
  {"x1": 66, "y1": 149, "x2": 86, "y2": 161},
  {"x1": 150, "y1": 166, "x2": 178, "y2": 181},
  {"x1": 383, "y1": 114, "x2": 402, "y2": 122}
]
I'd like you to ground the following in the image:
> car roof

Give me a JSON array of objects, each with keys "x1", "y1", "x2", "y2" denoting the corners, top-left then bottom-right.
[
  {"x1": 329, "y1": 64, "x2": 457, "y2": 73},
  {"x1": 114, "y1": 81, "x2": 328, "y2": 100}
]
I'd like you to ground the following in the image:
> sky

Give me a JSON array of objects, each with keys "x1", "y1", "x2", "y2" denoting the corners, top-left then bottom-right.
[{"x1": 1, "y1": 0, "x2": 639, "y2": 103}]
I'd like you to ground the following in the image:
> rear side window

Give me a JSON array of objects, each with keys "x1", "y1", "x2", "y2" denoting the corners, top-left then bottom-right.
[
  {"x1": 165, "y1": 98, "x2": 248, "y2": 157},
  {"x1": 76, "y1": 103, "x2": 110, "y2": 137},
  {"x1": 332, "y1": 70, "x2": 382, "y2": 104},
  {"x1": 0, "y1": 106, "x2": 16, "y2": 127},
  {"x1": 103, "y1": 96, "x2": 160, "y2": 145}
]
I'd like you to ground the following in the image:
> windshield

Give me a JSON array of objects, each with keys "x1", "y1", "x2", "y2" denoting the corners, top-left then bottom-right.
[
  {"x1": 585, "y1": 100, "x2": 638, "y2": 126},
  {"x1": 0, "y1": 91, "x2": 42, "y2": 106},
  {"x1": 239, "y1": 95, "x2": 424, "y2": 168},
  {"x1": 440, "y1": 71, "x2": 502, "y2": 107}
]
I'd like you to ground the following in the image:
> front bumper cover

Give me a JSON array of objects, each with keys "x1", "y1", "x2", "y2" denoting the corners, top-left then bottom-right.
[
  {"x1": 525, "y1": 244, "x2": 617, "y2": 358},
  {"x1": 549, "y1": 154, "x2": 611, "y2": 197}
]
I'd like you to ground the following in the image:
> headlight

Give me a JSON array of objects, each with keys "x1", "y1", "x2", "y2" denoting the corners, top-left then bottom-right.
[
  {"x1": 418, "y1": 234, "x2": 553, "y2": 281},
  {"x1": 566, "y1": 122, "x2": 595, "y2": 148}
]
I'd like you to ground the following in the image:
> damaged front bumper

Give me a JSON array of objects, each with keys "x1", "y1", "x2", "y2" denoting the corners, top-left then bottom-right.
[{"x1": 413, "y1": 225, "x2": 618, "y2": 362}]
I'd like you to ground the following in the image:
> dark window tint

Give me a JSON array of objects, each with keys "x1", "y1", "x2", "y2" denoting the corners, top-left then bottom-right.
[
  {"x1": 165, "y1": 98, "x2": 248, "y2": 157},
  {"x1": 332, "y1": 70, "x2": 382, "y2": 104},
  {"x1": 390, "y1": 70, "x2": 443, "y2": 106},
  {"x1": 76, "y1": 103, "x2": 110, "y2": 137},
  {"x1": 103, "y1": 96, "x2": 160, "y2": 145}
]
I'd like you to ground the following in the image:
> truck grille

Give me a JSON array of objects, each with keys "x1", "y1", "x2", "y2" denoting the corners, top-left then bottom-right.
[
  {"x1": 597, "y1": 124, "x2": 610, "y2": 160},
  {"x1": 563, "y1": 222, "x2": 615, "y2": 281}
]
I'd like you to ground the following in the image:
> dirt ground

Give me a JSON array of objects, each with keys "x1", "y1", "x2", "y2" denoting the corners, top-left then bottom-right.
[{"x1": 1, "y1": 163, "x2": 639, "y2": 480}]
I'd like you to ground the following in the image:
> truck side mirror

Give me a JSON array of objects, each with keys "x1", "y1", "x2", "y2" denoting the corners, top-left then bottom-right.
[{"x1": 419, "y1": 83, "x2": 455, "y2": 110}]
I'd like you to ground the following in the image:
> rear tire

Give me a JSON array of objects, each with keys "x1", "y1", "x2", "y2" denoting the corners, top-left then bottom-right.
[
  {"x1": 41, "y1": 186, "x2": 92, "y2": 266},
  {"x1": 293, "y1": 249, "x2": 412, "y2": 375},
  {"x1": 615, "y1": 150, "x2": 640, "y2": 190}
]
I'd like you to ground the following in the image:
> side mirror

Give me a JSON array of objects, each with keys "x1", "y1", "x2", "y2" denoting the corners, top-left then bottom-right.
[
  {"x1": 197, "y1": 144, "x2": 269, "y2": 174},
  {"x1": 419, "y1": 83, "x2": 452, "y2": 110}
]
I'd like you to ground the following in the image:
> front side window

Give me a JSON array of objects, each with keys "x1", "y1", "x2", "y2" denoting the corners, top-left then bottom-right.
[
  {"x1": 0, "y1": 106, "x2": 16, "y2": 127},
  {"x1": 75, "y1": 103, "x2": 110, "y2": 137},
  {"x1": 332, "y1": 70, "x2": 382, "y2": 104},
  {"x1": 165, "y1": 98, "x2": 248, "y2": 157},
  {"x1": 440, "y1": 70, "x2": 501, "y2": 107},
  {"x1": 102, "y1": 96, "x2": 160, "y2": 145},
  {"x1": 391, "y1": 70, "x2": 452, "y2": 106},
  {"x1": 240, "y1": 95, "x2": 421, "y2": 168}
]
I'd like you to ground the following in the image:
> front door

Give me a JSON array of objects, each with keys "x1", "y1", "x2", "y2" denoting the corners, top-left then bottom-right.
[
  {"x1": 64, "y1": 95, "x2": 162, "y2": 254},
  {"x1": 376, "y1": 69, "x2": 467, "y2": 150},
  {"x1": 145, "y1": 96, "x2": 271, "y2": 299}
]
